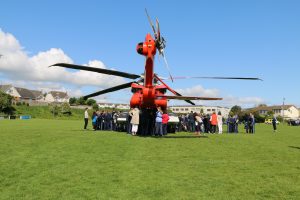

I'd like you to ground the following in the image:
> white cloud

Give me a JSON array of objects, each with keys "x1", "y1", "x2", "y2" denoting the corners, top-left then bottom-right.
[
  {"x1": 222, "y1": 96, "x2": 266, "y2": 108},
  {"x1": 0, "y1": 29, "x2": 126, "y2": 91},
  {"x1": 168, "y1": 84, "x2": 265, "y2": 108},
  {"x1": 175, "y1": 85, "x2": 220, "y2": 97}
]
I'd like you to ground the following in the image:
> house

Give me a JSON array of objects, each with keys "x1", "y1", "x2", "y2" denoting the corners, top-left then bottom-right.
[
  {"x1": 251, "y1": 105, "x2": 299, "y2": 119},
  {"x1": 169, "y1": 105, "x2": 230, "y2": 118},
  {"x1": 97, "y1": 103, "x2": 130, "y2": 110},
  {"x1": 0, "y1": 84, "x2": 44, "y2": 103},
  {"x1": 45, "y1": 91, "x2": 69, "y2": 103}
]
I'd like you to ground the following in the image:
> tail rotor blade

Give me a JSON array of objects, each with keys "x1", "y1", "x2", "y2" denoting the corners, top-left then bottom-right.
[{"x1": 145, "y1": 8, "x2": 156, "y2": 36}]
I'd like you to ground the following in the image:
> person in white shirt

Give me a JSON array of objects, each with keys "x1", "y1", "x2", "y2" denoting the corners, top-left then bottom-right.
[
  {"x1": 217, "y1": 111, "x2": 223, "y2": 134},
  {"x1": 84, "y1": 108, "x2": 89, "y2": 130}
]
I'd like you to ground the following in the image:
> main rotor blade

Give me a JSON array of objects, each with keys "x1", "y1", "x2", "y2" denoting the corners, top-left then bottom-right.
[
  {"x1": 50, "y1": 63, "x2": 141, "y2": 79},
  {"x1": 170, "y1": 76, "x2": 263, "y2": 81},
  {"x1": 161, "y1": 51, "x2": 173, "y2": 82},
  {"x1": 158, "y1": 95, "x2": 223, "y2": 101},
  {"x1": 154, "y1": 74, "x2": 194, "y2": 105},
  {"x1": 83, "y1": 81, "x2": 135, "y2": 99},
  {"x1": 156, "y1": 18, "x2": 161, "y2": 41},
  {"x1": 145, "y1": 8, "x2": 157, "y2": 36}
]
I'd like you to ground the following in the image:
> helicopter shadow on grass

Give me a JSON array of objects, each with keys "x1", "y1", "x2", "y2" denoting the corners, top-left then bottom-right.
[
  {"x1": 148, "y1": 135, "x2": 209, "y2": 139},
  {"x1": 288, "y1": 146, "x2": 300, "y2": 150}
]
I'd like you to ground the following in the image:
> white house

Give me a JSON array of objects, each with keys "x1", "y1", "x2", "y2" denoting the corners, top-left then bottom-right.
[
  {"x1": 45, "y1": 91, "x2": 69, "y2": 103},
  {"x1": 252, "y1": 105, "x2": 299, "y2": 119},
  {"x1": 169, "y1": 105, "x2": 230, "y2": 118},
  {"x1": 0, "y1": 84, "x2": 44, "y2": 103},
  {"x1": 0, "y1": 85, "x2": 21, "y2": 100},
  {"x1": 97, "y1": 103, "x2": 130, "y2": 110}
]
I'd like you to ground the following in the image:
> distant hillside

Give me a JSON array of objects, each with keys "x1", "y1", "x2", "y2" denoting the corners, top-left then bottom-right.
[{"x1": 13, "y1": 105, "x2": 87, "y2": 120}]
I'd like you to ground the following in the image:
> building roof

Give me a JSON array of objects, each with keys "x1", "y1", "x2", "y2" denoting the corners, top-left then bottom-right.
[
  {"x1": 1, "y1": 85, "x2": 43, "y2": 99},
  {"x1": 30, "y1": 90, "x2": 44, "y2": 99},
  {"x1": 49, "y1": 91, "x2": 68, "y2": 99},
  {"x1": 14, "y1": 87, "x2": 42, "y2": 99},
  {"x1": 250, "y1": 105, "x2": 295, "y2": 112},
  {"x1": 0, "y1": 84, "x2": 12, "y2": 92}
]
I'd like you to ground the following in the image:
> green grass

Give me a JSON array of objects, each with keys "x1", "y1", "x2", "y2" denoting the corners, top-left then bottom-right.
[
  {"x1": 0, "y1": 119, "x2": 299, "y2": 200},
  {"x1": 13, "y1": 105, "x2": 86, "y2": 120}
]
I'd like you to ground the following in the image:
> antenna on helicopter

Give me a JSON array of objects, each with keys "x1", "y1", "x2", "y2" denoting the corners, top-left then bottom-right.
[{"x1": 145, "y1": 8, "x2": 173, "y2": 82}]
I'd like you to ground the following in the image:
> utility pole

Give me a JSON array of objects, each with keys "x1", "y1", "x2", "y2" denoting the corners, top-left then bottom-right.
[{"x1": 282, "y1": 97, "x2": 285, "y2": 125}]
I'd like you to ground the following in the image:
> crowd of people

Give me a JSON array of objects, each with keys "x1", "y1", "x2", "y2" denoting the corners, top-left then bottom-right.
[
  {"x1": 84, "y1": 108, "x2": 121, "y2": 131},
  {"x1": 83, "y1": 107, "x2": 257, "y2": 135},
  {"x1": 177, "y1": 111, "x2": 223, "y2": 135}
]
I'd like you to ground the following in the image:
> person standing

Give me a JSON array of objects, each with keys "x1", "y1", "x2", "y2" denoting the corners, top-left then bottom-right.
[
  {"x1": 249, "y1": 113, "x2": 255, "y2": 134},
  {"x1": 84, "y1": 108, "x2": 89, "y2": 130},
  {"x1": 188, "y1": 111, "x2": 195, "y2": 132},
  {"x1": 217, "y1": 111, "x2": 223, "y2": 134},
  {"x1": 92, "y1": 111, "x2": 98, "y2": 131},
  {"x1": 272, "y1": 116, "x2": 277, "y2": 132},
  {"x1": 195, "y1": 113, "x2": 202, "y2": 135},
  {"x1": 129, "y1": 107, "x2": 140, "y2": 136},
  {"x1": 162, "y1": 110, "x2": 170, "y2": 135},
  {"x1": 210, "y1": 112, "x2": 218, "y2": 134},
  {"x1": 155, "y1": 107, "x2": 163, "y2": 136},
  {"x1": 234, "y1": 114, "x2": 239, "y2": 133}
]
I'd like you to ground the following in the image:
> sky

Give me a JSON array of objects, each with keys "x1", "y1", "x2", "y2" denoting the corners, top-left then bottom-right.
[{"x1": 0, "y1": 0, "x2": 299, "y2": 108}]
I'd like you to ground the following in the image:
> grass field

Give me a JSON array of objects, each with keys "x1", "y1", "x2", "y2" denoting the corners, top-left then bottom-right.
[{"x1": 0, "y1": 119, "x2": 299, "y2": 200}]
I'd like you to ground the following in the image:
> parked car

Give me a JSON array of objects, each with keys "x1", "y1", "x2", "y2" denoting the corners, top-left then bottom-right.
[
  {"x1": 288, "y1": 119, "x2": 300, "y2": 126},
  {"x1": 167, "y1": 112, "x2": 179, "y2": 133},
  {"x1": 264, "y1": 118, "x2": 280, "y2": 124},
  {"x1": 116, "y1": 112, "x2": 129, "y2": 132}
]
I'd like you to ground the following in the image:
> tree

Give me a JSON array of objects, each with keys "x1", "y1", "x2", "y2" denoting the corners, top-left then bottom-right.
[
  {"x1": 253, "y1": 111, "x2": 265, "y2": 123},
  {"x1": 92, "y1": 103, "x2": 99, "y2": 111},
  {"x1": 86, "y1": 98, "x2": 96, "y2": 106},
  {"x1": 230, "y1": 105, "x2": 242, "y2": 115},
  {"x1": 267, "y1": 110, "x2": 274, "y2": 116},
  {"x1": 0, "y1": 91, "x2": 15, "y2": 114},
  {"x1": 258, "y1": 104, "x2": 267, "y2": 107},
  {"x1": 61, "y1": 102, "x2": 71, "y2": 115},
  {"x1": 77, "y1": 97, "x2": 86, "y2": 105},
  {"x1": 69, "y1": 97, "x2": 77, "y2": 105},
  {"x1": 50, "y1": 103, "x2": 60, "y2": 116}
]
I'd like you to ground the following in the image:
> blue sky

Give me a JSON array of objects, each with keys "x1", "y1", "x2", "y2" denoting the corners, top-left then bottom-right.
[{"x1": 0, "y1": 0, "x2": 299, "y2": 108}]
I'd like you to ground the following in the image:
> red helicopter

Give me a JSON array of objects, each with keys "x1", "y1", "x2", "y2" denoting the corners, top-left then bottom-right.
[{"x1": 50, "y1": 9, "x2": 261, "y2": 110}]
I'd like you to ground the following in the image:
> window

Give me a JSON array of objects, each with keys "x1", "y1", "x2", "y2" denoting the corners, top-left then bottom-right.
[{"x1": 207, "y1": 109, "x2": 211, "y2": 112}]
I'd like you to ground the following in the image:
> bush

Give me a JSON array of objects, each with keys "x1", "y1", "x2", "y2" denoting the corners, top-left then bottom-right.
[
  {"x1": 50, "y1": 104, "x2": 60, "y2": 116},
  {"x1": 86, "y1": 99, "x2": 96, "y2": 106},
  {"x1": 61, "y1": 102, "x2": 71, "y2": 115},
  {"x1": 0, "y1": 91, "x2": 15, "y2": 114},
  {"x1": 92, "y1": 103, "x2": 99, "y2": 111}
]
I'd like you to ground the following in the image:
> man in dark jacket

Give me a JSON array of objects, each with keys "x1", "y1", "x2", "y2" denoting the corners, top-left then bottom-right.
[{"x1": 272, "y1": 116, "x2": 277, "y2": 132}]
